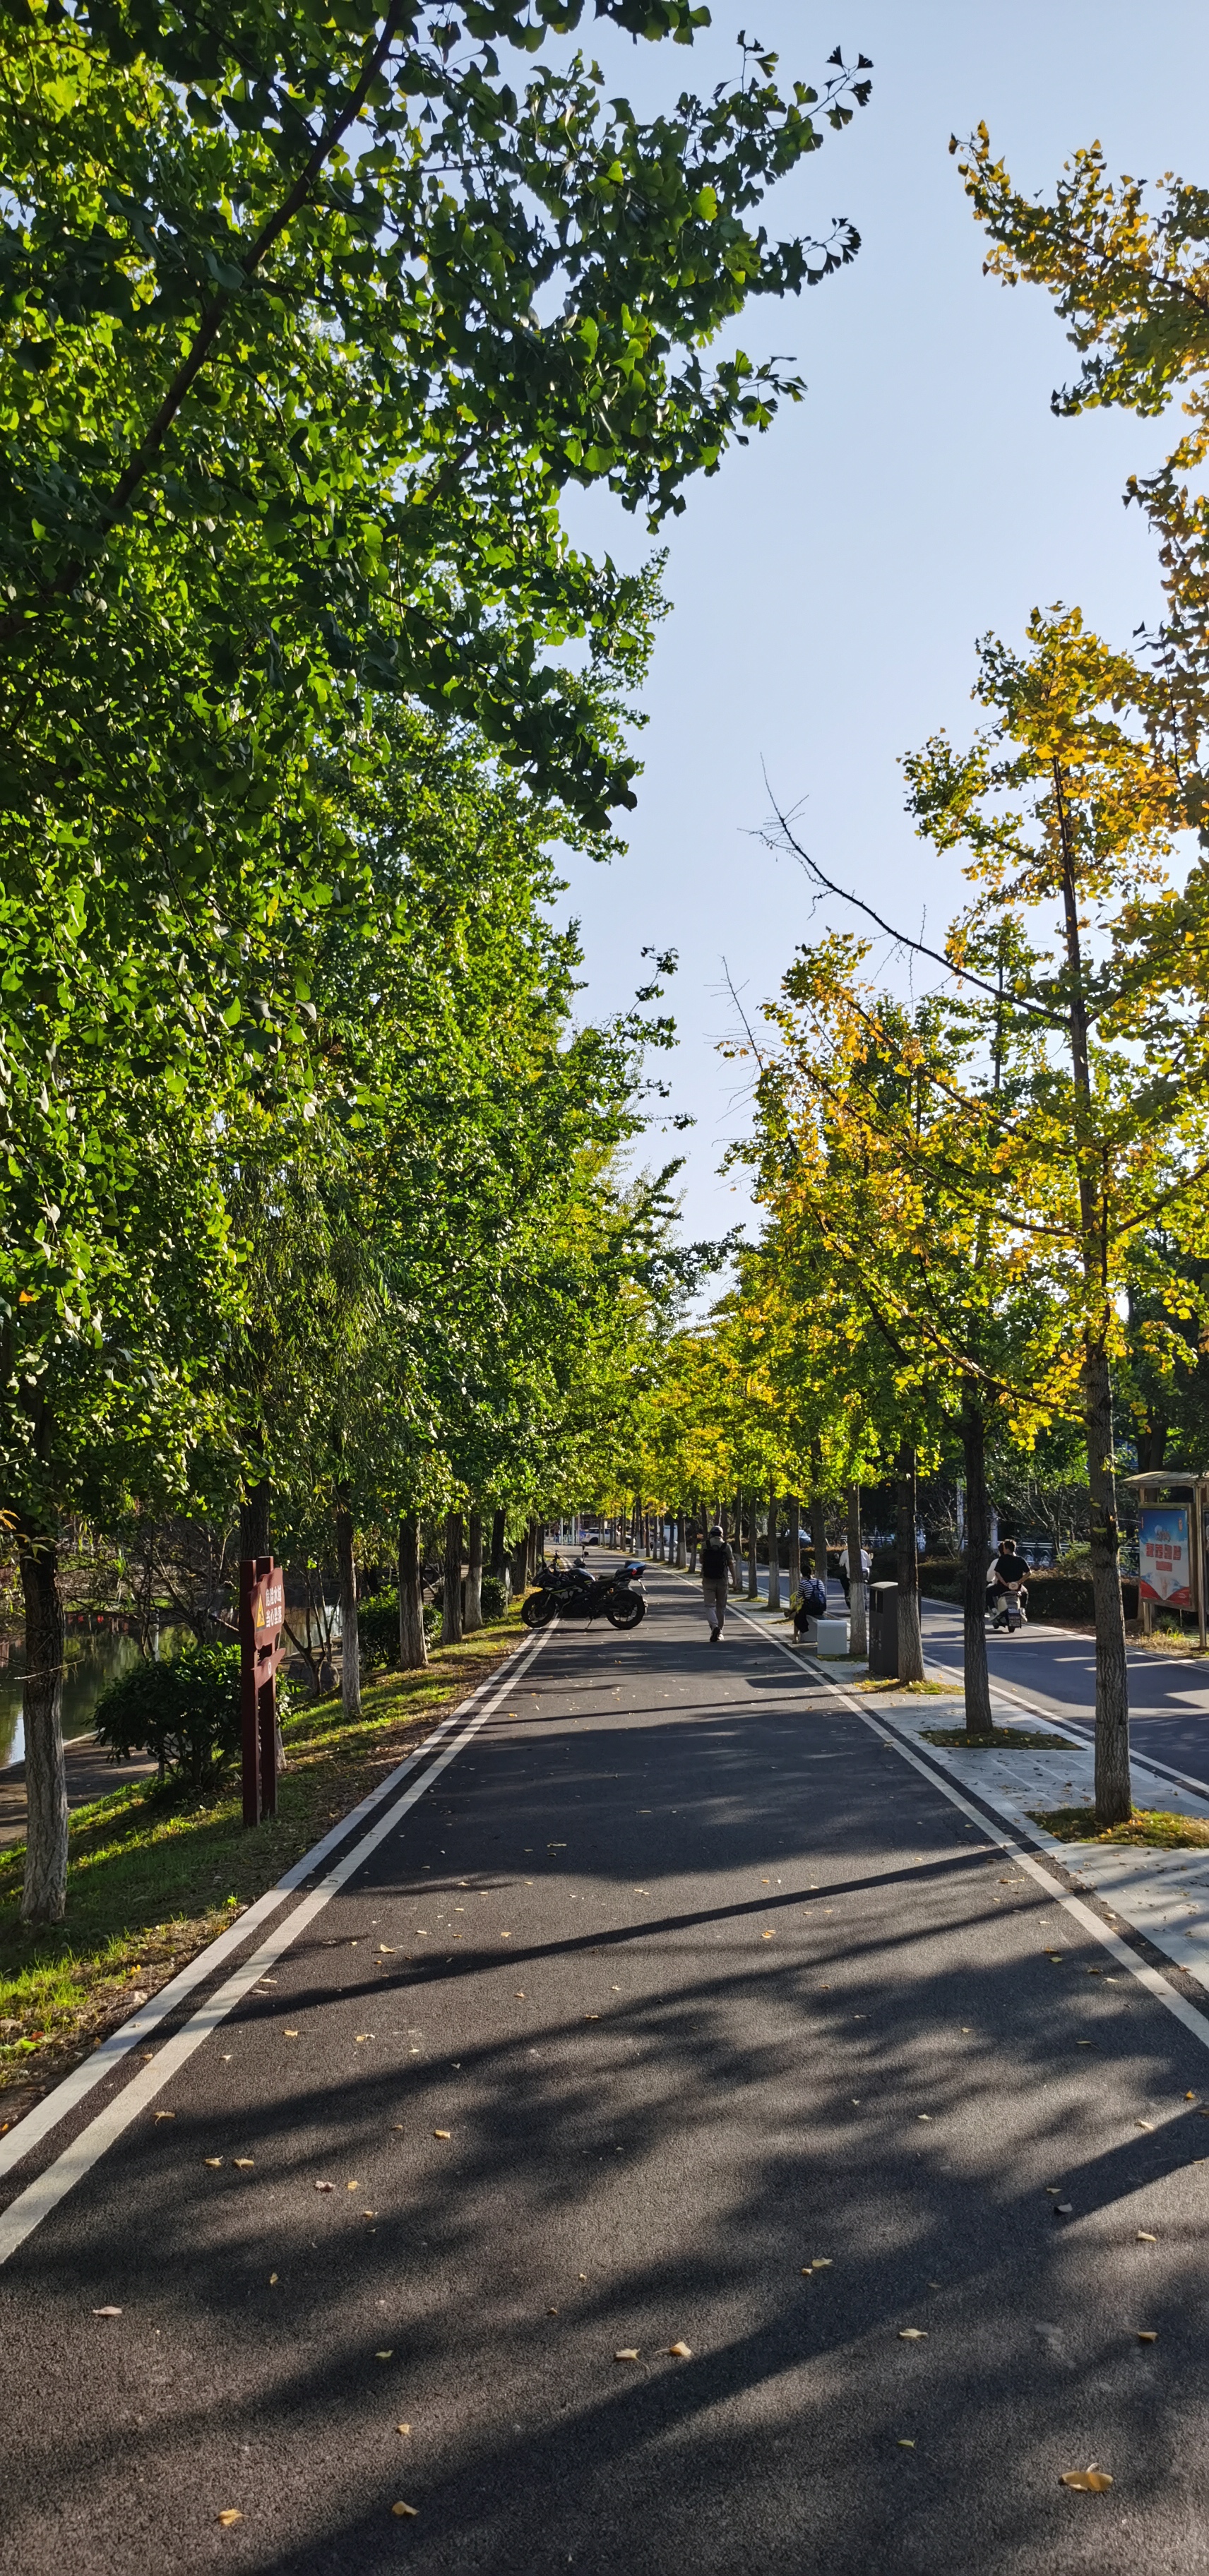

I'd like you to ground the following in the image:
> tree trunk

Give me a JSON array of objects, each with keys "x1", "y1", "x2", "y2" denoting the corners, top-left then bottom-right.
[
  {"x1": 895, "y1": 1445, "x2": 924, "y2": 1682},
  {"x1": 676, "y1": 1508, "x2": 687, "y2": 1570},
  {"x1": 239, "y1": 1474, "x2": 271, "y2": 1562},
  {"x1": 1085, "y1": 1338, "x2": 1131, "y2": 1822},
  {"x1": 784, "y1": 1496, "x2": 799, "y2": 1604},
  {"x1": 465, "y1": 1508, "x2": 483, "y2": 1633},
  {"x1": 511, "y1": 1527, "x2": 528, "y2": 1597},
  {"x1": 20, "y1": 1534, "x2": 67, "y2": 1926},
  {"x1": 811, "y1": 1491, "x2": 828, "y2": 1597},
  {"x1": 687, "y1": 1508, "x2": 698, "y2": 1575},
  {"x1": 846, "y1": 1483, "x2": 866, "y2": 1659},
  {"x1": 732, "y1": 1493, "x2": 744, "y2": 1590},
  {"x1": 442, "y1": 1508, "x2": 464, "y2": 1646},
  {"x1": 334, "y1": 1485, "x2": 361, "y2": 1722},
  {"x1": 1052, "y1": 757, "x2": 1131, "y2": 1822},
  {"x1": 398, "y1": 1514, "x2": 428, "y2": 1670},
  {"x1": 746, "y1": 1491, "x2": 759, "y2": 1599},
  {"x1": 960, "y1": 1395, "x2": 994, "y2": 1739},
  {"x1": 489, "y1": 1508, "x2": 507, "y2": 1580},
  {"x1": 767, "y1": 1486, "x2": 782, "y2": 1612}
]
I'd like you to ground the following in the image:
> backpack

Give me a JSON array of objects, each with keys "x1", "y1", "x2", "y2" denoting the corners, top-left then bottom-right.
[
  {"x1": 701, "y1": 1537, "x2": 729, "y2": 1578},
  {"x1": 802, "y1": 1576, "x2": 828, "y2": 1618}
]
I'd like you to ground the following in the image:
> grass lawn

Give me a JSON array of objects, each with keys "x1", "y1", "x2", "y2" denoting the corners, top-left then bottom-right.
[
  {"x1": 0, "y1": 1618, "x2": 525, "y2": 2133},
  {"x1": 842, "y1": 1676, "x2": 953, "y2": 1698},
  {"x1": 1032, "y1": 1805, "x2": 1209, "y2": 1849}
]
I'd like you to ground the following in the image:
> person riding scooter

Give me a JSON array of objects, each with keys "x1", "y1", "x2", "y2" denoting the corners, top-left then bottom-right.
[{"x1": 987, "y1": 1537, "x2": 1030, "y2": 1628}]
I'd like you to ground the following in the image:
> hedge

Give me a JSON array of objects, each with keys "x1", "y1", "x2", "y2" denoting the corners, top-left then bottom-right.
[{"x1": 915, "y1": 1558, "x2": 1139, "y2": 1623}]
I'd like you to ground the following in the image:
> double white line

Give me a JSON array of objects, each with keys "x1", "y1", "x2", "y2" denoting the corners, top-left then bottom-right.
[{"x1": 0, "y1": 1627, "x2": 549, "y2": 2267}]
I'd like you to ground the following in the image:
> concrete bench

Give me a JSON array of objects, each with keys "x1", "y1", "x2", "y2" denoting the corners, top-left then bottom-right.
[{"x1": 797, "y1": 1616, "x2": 851, "y2": 1656}]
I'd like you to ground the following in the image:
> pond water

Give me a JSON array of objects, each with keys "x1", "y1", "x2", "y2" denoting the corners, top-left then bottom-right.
[{"x1": 0, "y1": 1620, "x2": 193, "y2": 1772}]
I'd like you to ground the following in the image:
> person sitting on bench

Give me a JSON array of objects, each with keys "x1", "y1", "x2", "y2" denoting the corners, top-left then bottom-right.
[{"x1": 793, "y1": 1572, "x2": 829, "y2": 1638}]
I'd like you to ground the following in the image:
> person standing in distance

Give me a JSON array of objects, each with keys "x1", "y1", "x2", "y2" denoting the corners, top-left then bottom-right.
[{"x1": 701, "y1": 1524, "x2": 735, "y2": 1643}]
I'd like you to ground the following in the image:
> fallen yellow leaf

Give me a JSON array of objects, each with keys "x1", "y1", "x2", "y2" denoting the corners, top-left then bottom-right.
[
  {"x1": 1060, "y1": 2467, "x2": 1112, "y2": 2492},
  {"x1": 355, "y1": 2034, "x2": 372, "y2": 2044},
  {"x1": 269, "y1": 2274, "x2": 278, "y2": 2286},
  {"x1": 1136, "y1": 2330, "x2": 1157, "y2": 2342},
  {"x1": 217, "y1": 2509, "x2": 243, "y2": 2526},
  {"x1": 391, "y1": 2502, "x2": 419, "y2": 2518},
  {"x1": 233, "y1": 2159, "x2": 254, "y2": 2170},
  {"x1": 898, "y1": 2327, "x2": 927, "y2": 2340},
  {"x1": 396, "y1": 2423, "x2": 411, "y2": 2436},
  {"x1": 154, "y1": 2111, "x2": 175, "y2": 2120},
  {"x1": 347, "y1": 2180, "x2": 359, "y2": 2190},
  {"x1": 1136, "y1": 2120, "x2": 1155, "y2": 2133},
  {"x1": 376, "y1": 2349, "x2": 394, "y2": 2361},
  {"x1": 667, "y1": 2341, "x2": 692, "y2": 2358},
  {"x1": 379, "y1": 1945, "x2": 397, "y2": 1954},
  {"x1": 614, "y1": 2348, "x2": 640, "y2": 2362},
  {"x1": 284, "y1": 2030, "x2": 299, "y2": 2039},
  {"x1": 204, "y1": 2159, "x2": 222, "y2": 2169},
  {"x1": 1136, "y1": 2231, "x2": 1157, "y2": 2243},
  {"x1": 897, "y1": 2439, "x2": 915, "y2": 2450},
  {"x1": 92, "y1": 2306, "x2": 122, "y2": 2317},
  {"x1": 761, "y1": 1931, "x2": 775, "y2": 1940},
  {"x1": 434, "y1": 2130, "x2": 451, "y2": 2140},
  {"x1": 811, "y1": 2258, "x2": 833, "y2": 2268}
]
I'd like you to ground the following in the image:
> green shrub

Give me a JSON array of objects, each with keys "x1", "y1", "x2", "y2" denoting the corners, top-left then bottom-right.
[
  {"x1": 479, "y1": 1572, "x2": 508, "y2": 1623},
  {"x1": 93, "y1": 1642, "x2": 241, "y2": 1790},
  {"x1": 358, "y1": 1590, "x2": 400, "y2": 1669}
]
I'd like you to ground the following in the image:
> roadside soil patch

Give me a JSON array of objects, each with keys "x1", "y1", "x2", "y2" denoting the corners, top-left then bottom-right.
[{"x1": 1032, "y1": 1805, "x2": 1209, "y2": 1850}]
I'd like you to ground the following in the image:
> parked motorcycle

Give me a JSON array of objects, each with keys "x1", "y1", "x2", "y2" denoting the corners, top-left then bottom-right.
[
  {"x1": 521, "y1": 1557, "x2": 647, "y2": 1630},
  {"x1": 989, "y1": 1579, "x2": 1028, "y2": 1635}
]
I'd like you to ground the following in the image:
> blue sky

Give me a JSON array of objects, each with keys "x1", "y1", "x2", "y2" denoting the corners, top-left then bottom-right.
[{"x1": 554, "y1": 0, "x2": 1209, "y2": 1249}]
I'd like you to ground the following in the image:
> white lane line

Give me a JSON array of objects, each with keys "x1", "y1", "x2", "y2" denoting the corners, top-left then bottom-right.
[
  {"x1": 729, "y1": 1602, "x2": 1209, "y2": 2063},
  {"x1": 0, "y1": 1629, "x2": 548, "y2": 2264}
]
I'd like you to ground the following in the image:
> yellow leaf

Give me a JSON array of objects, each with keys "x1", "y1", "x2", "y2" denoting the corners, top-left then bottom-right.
[
  {"x1": 1060, "y1": 2467, "x2": 1112, "y2": 2492},
  {"x1": 204, "y1": 2159, "x2": 222, "y2": 2169},
  {"x1": 391, "y1": 2501, "x2": 419, "y2": 2517},
  {"x1": 217, "y1": 2509, "x2": 243, "y2": 2526},
  {"x1": 379, "y1": 1945, "x2": 397, "y2": 1954},
  {"x1": 1136, "y1": 2231, "x2": 1157, "y2": 2243},
  {"x1": 269, "y1": 2274, "x2": 278, "y2": 2286},
  {"x1": 1136, "y1": 2120, "x2": 1155, "y2": 2132},
  {"x1": 376, "y1": 2349, "x2": 394, "y2": 2360},
  {"x1": 233, "y1": 2159, "x2": 254, "y2": 2169},
  {"x1": 898, "y1": 2327, "x2": 927, "y2": 2340},
  {"x1": 917, "y1": 2114, "x2": 931, "y2": 2123},
  {"x1": 355, "y1": 2034, "x2": 372, "y2": 2044},
  {"x1": 800, "y1": 2266, "x2": 813, "y2": 2276},
  {"x1": 811, "y1": 2258, "x2": 833, "y2": 2268},
  {"x1": 614, "y1": 2348, "x2": 640, "y2": 2362},
  {"x1": 897, "y1": 2439, "x2": 915, "y2": 2449},
  {"x1": 154, "y1": 2111, "x2": 175, "y2": 2120},
  {"x1": 284, "y1": 2030, "x2": 299, "y2": 2039},
  {"x1": 434, "y1": 2130, "x2": 451, "y2": 2140},
  {"x1": 1136, "y1": 2330, "x2": 1157, "y2": 2342},
  {"x1": 667, "y1": 2341, "x2": 692, "y2": 2358},
  {"x1": 91, "y1": 2306, "x2": 122, "y2": 2316},
  {"x1": 761, "y1": 1931, "x2": 774, "y2": 1940},
  {"x1": 347, "y1": 2180, "x2": 359, "y2": 2190},
  {"x1": 396, "y1": 2423, "x2": 412, "y2": 2435}
]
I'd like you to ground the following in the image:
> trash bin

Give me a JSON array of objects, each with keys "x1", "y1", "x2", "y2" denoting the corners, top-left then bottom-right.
[{"x1": 868, "y1": 1581, "x2": 898, "y2": 1679}]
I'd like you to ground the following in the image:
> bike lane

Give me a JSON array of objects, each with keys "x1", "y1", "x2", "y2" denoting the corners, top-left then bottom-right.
[{"x1": 3, "y1": 1569, "x2": 1209, "y2": 2575}]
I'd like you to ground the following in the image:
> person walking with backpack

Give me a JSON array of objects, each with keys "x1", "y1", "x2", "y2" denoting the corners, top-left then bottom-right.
[{"x1": 701, "y1": 1524, "x2": 735, "y2": 1643}]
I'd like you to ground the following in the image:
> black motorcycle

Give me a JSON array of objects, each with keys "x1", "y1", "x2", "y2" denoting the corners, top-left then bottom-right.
[{"x1": 522, "y1": 1557, "x2": 647, "y2": 1630}]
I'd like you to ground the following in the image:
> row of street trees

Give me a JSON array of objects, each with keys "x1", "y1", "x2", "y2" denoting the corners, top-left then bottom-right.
[
  {"x1": 587, "y1": 121, "x2": 1209, "y2": 1830},
  {"x1": 1, "y1": 1, "x2": 874, "y2": 1919}
]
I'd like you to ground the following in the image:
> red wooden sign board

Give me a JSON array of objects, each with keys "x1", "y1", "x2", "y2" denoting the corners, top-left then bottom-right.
[{"x1": 240, "y1": 1553, "x2": 283, "y2": 1827}]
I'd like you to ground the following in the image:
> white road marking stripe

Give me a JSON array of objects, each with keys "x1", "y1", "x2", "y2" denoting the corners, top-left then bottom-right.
[
  {"x1": 0, "y1": 1629, "x2": 548, "y2": 2263},
  {"x1": 730, "y1": 1602, "x2": 1209, "y2": 2063}
]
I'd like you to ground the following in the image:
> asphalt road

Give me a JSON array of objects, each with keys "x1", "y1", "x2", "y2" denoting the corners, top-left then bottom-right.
[
  {"x1": 921, "y1": 1599, "x2": 1209, "y2": 1790},
  {"x1": 4, "y1": 1568, "x2": 1209, "y2": 2574}
]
